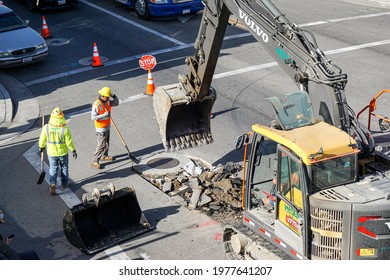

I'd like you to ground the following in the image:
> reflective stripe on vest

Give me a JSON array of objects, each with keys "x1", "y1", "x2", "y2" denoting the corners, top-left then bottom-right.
[
  {"x1": 94, "y1": 99, "x2": 111, "y2": 128},
  {"x1": 46, "y1": 125, "x2": 65, "y2": 144}
]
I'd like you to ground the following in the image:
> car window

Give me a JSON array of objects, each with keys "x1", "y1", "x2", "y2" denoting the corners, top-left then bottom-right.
[{"x1": 0, "y1": 12, "x2": 27, "y2": 33}]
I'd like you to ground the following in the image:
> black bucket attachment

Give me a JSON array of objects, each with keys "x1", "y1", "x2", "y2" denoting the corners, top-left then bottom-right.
[
  {"x1": 63, "y1": 185, "x2": 152, "y2": 254},
  {"x1": 153, "y1": 83, "x2": 216, "y2": 152}
]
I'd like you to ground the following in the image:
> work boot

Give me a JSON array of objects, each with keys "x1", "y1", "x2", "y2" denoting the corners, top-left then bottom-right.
[
  {"x1": 61, "y1": 183, "x2": 69, "y2": 190},
  {"x1": 49, "y1": 184, "x2": 56, "y2": 196},
  {"x1": 101, "y1": 156, "x2": 113, "y2": 161},
  {"x1": 91, "y1": 162, "x2": 101, "y2": 169}
]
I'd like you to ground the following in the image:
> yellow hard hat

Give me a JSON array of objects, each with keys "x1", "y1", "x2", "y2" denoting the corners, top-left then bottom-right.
[
  {"x1": 98, "y1": 87, "x2": 111, "y2": 98},
  {"x1": 51, "y1": 107, "x2": 64, "y2": 118}
]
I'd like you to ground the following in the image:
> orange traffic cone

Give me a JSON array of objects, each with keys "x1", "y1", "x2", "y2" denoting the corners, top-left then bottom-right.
[
  {"x1": 145, "y1": 69, "x2": 155, "y2": 95},
  {"x1": 41, "y1": 16, "x2": 51, "y2": 39},
  {"x1": 91, "y1": 42, "x2": 103, "y2": 67}
]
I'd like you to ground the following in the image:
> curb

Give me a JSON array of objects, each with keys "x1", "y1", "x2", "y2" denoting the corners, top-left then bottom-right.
[
  {"x1": 0, "y1": 73, "x2": 40, "y2": 145},
  {"x1": 0, "y1": 82, "x2": 12, "y2": 128}
]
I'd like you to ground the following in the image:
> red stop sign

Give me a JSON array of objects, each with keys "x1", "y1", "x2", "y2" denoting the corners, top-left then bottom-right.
[{"x1": 139, "y1": 54, "x2": 157, "y2": 70}]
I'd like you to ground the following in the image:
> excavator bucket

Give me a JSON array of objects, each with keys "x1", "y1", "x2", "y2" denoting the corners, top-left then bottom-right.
[
  {"x1": 153, "y1": 83, "x2": 216, "y2": 151},
  {"x1": 62, "y1": 185, "x2": 152, "y2": 255}
]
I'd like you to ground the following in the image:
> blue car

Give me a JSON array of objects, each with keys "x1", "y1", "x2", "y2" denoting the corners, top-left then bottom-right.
[{"x1": 115, "y1": 0, "x2": 204, "y2": 20}]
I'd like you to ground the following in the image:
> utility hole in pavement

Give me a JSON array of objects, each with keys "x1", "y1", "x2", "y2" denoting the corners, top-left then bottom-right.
[
  {"x1": 78, "y1": 56, "x2": 109, "y2": 66},
  {"x1": 46, "y1": 38, "x2": 70, "y2": 47},
  {"x1": 147, "y1": 157, "x2": 179, "y2": 169}
]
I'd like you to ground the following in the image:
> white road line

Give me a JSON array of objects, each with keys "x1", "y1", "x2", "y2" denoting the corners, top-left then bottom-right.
[
  {"x1": 103, "y1": 246, "x2": 131, "y2": 260},
  {"x1": 23, "y1": 145, "x2": 81, "y2": 208},
  {"x1": 213, "y1": 39, "x2": 390, "y2": 79},
  {"x1": 24, "y1": 36, "x2": 390, "y2": 87},
  {"x1": 63, "y1": 94, "x2": 147, "y2": 121},
  {"x1": 24, "y1": 10, "x2": 390, "y2": 87},
  {"x1": 300, "y1": 11, "x2": 390, "y2": 27},
  {"x1": 325, "y1": 39, "x2": 390, "y2": 55},
  {"x1": 79, "y1": 0, "x2": 187, "y2": 46},
  {"x1": 24, "y1": 45, "x2": 191, "y2": 86}
]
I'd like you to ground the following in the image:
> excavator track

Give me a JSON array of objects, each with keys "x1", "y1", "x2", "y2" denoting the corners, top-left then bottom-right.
[{"x1": 223, "y1": 223, "x2": 291, "y2": 260}]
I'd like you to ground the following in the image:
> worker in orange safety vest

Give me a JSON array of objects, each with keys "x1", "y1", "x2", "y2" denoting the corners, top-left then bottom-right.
[{"x1": 90, "y1": 87, "x2": 119, "y2": 169}]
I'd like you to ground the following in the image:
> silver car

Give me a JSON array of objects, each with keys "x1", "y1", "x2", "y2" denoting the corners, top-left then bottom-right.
[{"x1": 0, "y1": 5, "x2": 48, "y2": 68}]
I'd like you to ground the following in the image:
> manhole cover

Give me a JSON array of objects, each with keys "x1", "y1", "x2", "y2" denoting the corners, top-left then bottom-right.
[
  {"x1": 78, "y1": 56, "x2": 109, "y2": 66},
  {"x1": 147, "y1": 157, "x2": 179, "y2": 169},
  {"x1": 46, "y1": 38, "x2": 70, "y2": 47}
]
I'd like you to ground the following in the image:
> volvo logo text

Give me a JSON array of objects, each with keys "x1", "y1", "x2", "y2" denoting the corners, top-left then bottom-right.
[{"x1": 239, "y1": 9, "x2": 269, "y2": 43}]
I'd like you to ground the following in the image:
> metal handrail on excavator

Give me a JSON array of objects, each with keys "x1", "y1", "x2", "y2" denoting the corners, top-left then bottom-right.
[{"x1": 356, "y1": 89, "x2": 390, "y2": 132}]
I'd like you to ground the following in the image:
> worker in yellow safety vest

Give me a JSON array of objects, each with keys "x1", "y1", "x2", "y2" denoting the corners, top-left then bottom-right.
[
  {"x1": 39, "y1": 107, "x2": 77, "y2": 196},
  {"x1": 90, "y1": 86, "x2": 119, "y2": 169}
]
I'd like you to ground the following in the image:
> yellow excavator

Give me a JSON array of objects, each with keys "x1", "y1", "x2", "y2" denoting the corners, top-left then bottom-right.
[{"x1": 153, "y1": 0, "x2": 390, "y2": 259}]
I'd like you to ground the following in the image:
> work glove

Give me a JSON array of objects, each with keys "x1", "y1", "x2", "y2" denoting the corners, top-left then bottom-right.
[
  {"x1": 39, "y1": 147, "x2": 45, "y2": 153},
  {"x1": 100, "y1": 111, "x2": 109, "y2": 118},
  {"x1": 72, "y1": 150, "x2": 77, "y2": 159}
]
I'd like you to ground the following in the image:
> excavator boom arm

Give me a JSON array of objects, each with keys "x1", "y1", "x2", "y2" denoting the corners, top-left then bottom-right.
[{"x1": 153, "y1": 0, "x2": 372, "y2": 153}]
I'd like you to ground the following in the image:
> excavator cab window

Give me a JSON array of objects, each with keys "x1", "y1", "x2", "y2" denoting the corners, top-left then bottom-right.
[
  {"x1": 247, "y1": 134, "x2": 278, "y2": 209},
  {"x1": 267, "y1": 91, "x2": 315, "y2": 130},
  {"x1": 310, "y1": 153, "x2": 357, "y2": 190},
  {"x1": 276, "y1": 147, "x2": 304, "y2": 236},
  {"x1": 278, "y1": 151, "x2": 303, "y2": 209}
]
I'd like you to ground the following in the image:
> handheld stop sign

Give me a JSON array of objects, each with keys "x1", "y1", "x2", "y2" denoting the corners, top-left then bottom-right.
[{"x1": 139, "y1": 54, "x2": 157, "y2": 70}]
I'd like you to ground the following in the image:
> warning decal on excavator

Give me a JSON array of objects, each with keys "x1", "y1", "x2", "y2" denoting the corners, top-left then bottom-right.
[
  {"x1": 286, "y1": 216, "x2": 299, "y2": 232},
  {"x1": 359, "y1": 248, "x2": 375, "y2": 257},
  {"x1": 278, "y1": 201, "x2": 300, "y2": 235}
]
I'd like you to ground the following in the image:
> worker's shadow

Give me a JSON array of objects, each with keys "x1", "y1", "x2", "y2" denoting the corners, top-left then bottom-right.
[
  {"x1": 91, "y1": 205, "x2": 181, "y2": 260},
  {"x1": 98, "y1": 143, "x2": 166, "y2": 168},
  {"x1": 117, "y1": 205, "x2": 182, "y2": 260},
  {"x1": 70, "y1": 161, "x2": 135, "y2": 189}
]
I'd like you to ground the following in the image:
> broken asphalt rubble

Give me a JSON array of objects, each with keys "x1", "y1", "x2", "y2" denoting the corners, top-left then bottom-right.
[{"x1": 141, "y1": 159, "x2": 244, "y2": 224}]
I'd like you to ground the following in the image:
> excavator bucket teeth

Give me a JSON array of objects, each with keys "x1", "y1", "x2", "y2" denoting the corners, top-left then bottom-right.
[
  {"x1": 153, "y1": 83, "x2": 216, "y2": 151},
  {"x1": 62, "y1": 186, "x2": 152, "y2": 255}
]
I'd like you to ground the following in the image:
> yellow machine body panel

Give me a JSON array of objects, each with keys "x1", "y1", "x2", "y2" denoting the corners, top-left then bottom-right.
[{"x1": 252, "y1": 121, "x2": 359, "y2": 165}]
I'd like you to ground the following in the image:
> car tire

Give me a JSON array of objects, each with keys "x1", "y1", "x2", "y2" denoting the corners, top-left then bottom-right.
[{"x1": 134, "y1": 0, "x2": 151, "y2": 20}]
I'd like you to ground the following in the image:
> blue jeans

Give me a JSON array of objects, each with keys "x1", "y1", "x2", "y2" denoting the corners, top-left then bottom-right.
[{"x1": 48, "y1": 155, "x2": 69, "y2": 186}]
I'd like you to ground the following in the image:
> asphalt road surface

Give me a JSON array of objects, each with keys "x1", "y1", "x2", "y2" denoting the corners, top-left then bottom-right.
[{"x1": 1, "y1": 0, "x2": 390, "y2": 262}]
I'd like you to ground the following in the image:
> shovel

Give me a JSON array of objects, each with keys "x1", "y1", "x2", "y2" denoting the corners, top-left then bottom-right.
[
  {"x1": 110, "y1": 117, "x2": 140, "y2": 164},
  {"x1": 37, "y1": 113, "x2": 46, "y2": 184}
]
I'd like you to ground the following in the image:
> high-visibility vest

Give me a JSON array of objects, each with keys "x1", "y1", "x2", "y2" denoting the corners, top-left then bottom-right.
[
  {"x1": 93, "y1": 99, "x2": 111, "y2": 128},
  {"x1": 46, "y1": 125, "x2": 65, "y2": 145},
  {"x1": 41, "y1": 124, "x2": 74, "y2": 157}
]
